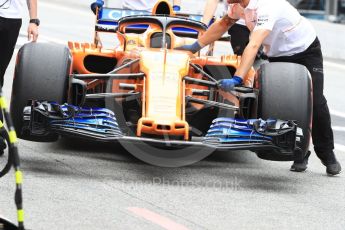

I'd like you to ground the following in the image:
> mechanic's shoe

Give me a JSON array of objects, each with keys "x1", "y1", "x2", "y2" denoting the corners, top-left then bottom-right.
[
  {"x1": 326, "y1": 162, "x2": 342, "y2": 176},
  {"x1": 290, "y1": 151, "x2": 311, "y2": 172},
  {"x1": 320, "y1": 151, "x2": 342, "y2": 176},
  {"x1": 0, "y1": 136, "x2": 6, "y2": 157}
]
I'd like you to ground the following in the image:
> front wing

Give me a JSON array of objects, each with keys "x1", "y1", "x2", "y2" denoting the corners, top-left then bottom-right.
[{"x1": 22, "y1": 101, "x2": 302, "y2": 156}]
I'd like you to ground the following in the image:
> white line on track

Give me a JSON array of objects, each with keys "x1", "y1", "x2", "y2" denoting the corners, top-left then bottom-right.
[
  {"x1": 335, "y1": 143, "x2": 345, "y2": 152},
  {"x1": 324, "y1": 61, "x2": 345, "y2": 70},
  {"x1": 36, "y1": 34, "x2": 67, "y2": 44},
  {"x1": 16, "y1": 36, "x2": 30, "y2": 46},
  {"x1": 18, "y1": 32, "x2": 66, "y2": 46},
  {"x1": 330, "y1": 109, "x2": 345, "y2": 119},
  {"x1": 333, "y1": 126, "x2": 345, "y2": 132},
  {"x1": 39, "y1": 1, "x2": 90, "y2": 17}
]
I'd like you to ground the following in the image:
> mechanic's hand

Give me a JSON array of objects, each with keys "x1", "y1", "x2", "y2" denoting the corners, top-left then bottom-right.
[
  {"x1": 28, "y1": 23, "x2": 39, "y2": 42},
  {"x1": 175, "y1": 41, "x2": 202, "y2": 54},
  {"x1": 173, "y1": 5, "x2": 181, "y2": 12},
  {"x1": 91, "y1": 0, "x2": 104, "y2": 15},
  {"x1": 218, "y1": 76, "x2": 243, "y2": 91}
]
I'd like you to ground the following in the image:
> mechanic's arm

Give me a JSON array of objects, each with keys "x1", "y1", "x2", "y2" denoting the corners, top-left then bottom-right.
[
  {"x1": 202, "y1": 0, "x2": 218, "y2": 25},
  {"x1": 27, "y1": 0, "x2": 39, "y2": 42},
  {"x1": 219, "y1": 29, "x2": 270, "y2": 91},
  {"x1": 234, "y1": 29, "x2": 270, "y2": 78},
  {"x1": 199, "y1": 15, "x2": 236, "y2": 45},
  {"x1": 176, "y1": 15, "x2": 236, "y2": 53}
]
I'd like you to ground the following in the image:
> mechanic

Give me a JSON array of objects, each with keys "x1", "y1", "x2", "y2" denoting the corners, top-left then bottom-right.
[
  {"x1": 202, "y1": 0, "x2": 250, "y2": 55},
  {"x1": 177, "y1": 0, "x2": 341, "y2": 175},
  {"x1": 0, "y1": 0, "x2": 39, "y2": 154},
  {"x1": 0, "y1": 0, "x2": 39, "y2": 87},
  {"x1": 91, "y1": 0, "x2": 182, "y2": 13}
]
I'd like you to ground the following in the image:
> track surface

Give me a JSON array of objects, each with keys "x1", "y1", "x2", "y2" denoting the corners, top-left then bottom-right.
[{"x1": 1, "y1": 1, "x2": 345, "y2": 229}]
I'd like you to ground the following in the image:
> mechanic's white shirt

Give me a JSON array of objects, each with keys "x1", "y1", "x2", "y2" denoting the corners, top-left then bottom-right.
[
  {"x1": 244, "y1": 0, "x2": 316, "y2": 57},
  {"x1": 122, "y1": 0, "x2": 157, "y2": 12},
  {"x1": 0, "y1": 0, "x2": 25, "y2": 19}
]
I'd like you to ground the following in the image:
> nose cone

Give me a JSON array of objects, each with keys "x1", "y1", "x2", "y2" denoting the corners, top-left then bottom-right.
[{"x1": 138, "y1": 50, "x2": 190, "y2": 140}]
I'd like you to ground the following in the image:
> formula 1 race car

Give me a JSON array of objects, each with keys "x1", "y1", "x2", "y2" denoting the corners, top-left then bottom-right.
[{"x1": 10, "y1": 0, "x2": 312, "y2": 167}]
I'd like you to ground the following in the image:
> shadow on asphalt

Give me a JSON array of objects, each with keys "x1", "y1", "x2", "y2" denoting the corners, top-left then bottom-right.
[
  {"x1": 54, "y1": 137, "x2": 141, "y2": 163},
  {"x1": 55, "y1": 137, "x2": 258, "y2": 165},
  {"x1": 20, "y1": 137, "x2": 302, "y2": 193}
]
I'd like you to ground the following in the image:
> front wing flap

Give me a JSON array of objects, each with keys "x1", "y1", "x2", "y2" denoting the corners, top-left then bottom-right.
[
  {"x1": 204, "y1": 118, "x2": 301, "y2": 154},
  {"x1": 22, "y1": 101, "x2": 123, "y2": 140}
]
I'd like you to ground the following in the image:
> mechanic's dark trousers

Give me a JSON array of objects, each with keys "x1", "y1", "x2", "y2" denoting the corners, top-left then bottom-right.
[
  {"x1": 268, "y1": 37, "x2": 335, "y2": 161},
  {"x1": 228, "y1": 23, "x2": 250, "y2": 56},
  {"x1": 0, "y1": 16, "x2": 22, "y2": 124},
  {"x1": 0, "y1": 16, "x2": 22, "y2": 88},
  {"x1": 228, "y1": 24, "x2": 266, "y2": 59}
]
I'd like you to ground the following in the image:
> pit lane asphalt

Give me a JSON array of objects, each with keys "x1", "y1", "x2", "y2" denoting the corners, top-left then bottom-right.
[{"x1": 1, "y1": 1, "x2": 345, "y2": 229}]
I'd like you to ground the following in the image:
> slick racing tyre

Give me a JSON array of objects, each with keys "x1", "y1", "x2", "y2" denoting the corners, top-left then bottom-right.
[
  {"x1": 256, "y1": 62, "x2": 312, "y2": 161},
  {"x1": 10, "y1": 43, "x2": 71, "y2": 142}
]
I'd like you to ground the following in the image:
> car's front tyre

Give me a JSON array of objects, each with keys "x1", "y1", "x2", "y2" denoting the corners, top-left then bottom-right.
[
  {"x1": 256, "y1": 62, "x2": 312, "y2": 161},
  {"x1": 10, "y1": 43, "x2": 71, "y2": 141}
]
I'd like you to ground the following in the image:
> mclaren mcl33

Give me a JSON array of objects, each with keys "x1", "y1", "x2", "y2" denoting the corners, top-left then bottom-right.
[{"x1": 10, "y1": 0, "x2": 312, "y2": 167}]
